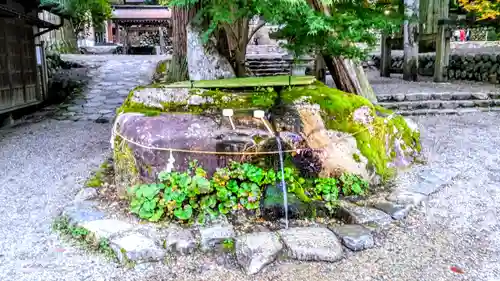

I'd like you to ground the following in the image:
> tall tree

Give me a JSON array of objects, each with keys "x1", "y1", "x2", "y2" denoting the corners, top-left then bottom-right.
[
  {"x1": 166, "y1": 6, "x2": 199, "y2": 82},
  {"x1": 403, "y1": 0, "x2": 419, "y2": 81},
  {"x1": 40, "y1": 0, "x2": 112, "y2": 37},
  {"x1": 269, "y1": 0, "x2": 399, "y2": 101}
]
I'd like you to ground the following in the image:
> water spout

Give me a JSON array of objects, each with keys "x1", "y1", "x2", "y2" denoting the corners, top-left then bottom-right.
[
  {"x1": 253, "y1": 110, "x2": 289, "y2": 229},
  {"x1": 222, "y1": 109, "x2": 236, "y2": 130},
  {"x1": 275, "y1": 134, "x2": 289, "y2": 229}
]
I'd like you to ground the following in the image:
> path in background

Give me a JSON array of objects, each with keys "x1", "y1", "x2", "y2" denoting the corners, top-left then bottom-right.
[{"x1": 50, "y1": 55, "x2": 165, "y2": 122}]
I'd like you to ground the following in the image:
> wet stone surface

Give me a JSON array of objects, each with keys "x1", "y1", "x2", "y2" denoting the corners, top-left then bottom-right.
[{"x1": 329, "y1": 224, "x2": 374, "y2": 251}]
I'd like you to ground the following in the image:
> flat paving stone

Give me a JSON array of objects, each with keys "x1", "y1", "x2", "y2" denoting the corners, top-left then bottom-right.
[
  {"x1": 372, "y1": 201, "x2": 412, "y2": 220},
  {"x1": 199, "y1": 225, "x2": 235, "y2": 251},
  {"x1": 330, "y1": 224, "x2": 374, "y2": 251},
  {"x1": 110, "y1": 233, "x2": 166, "y2": 264},
  {"x1": 386, "y1": 190, "x2": 427, "y2": 206},
  {"x1": 164, "y1": 228, "x2": 197, "y2": 254},
  {"x1": 338, "y1": 202, "x2": 393, "y2": 229},
  {"x1": 63, "y1": 201, "x2": 105, "y2": 225},
  {"x1": 278, "y1": 227, "x2": 343, "y2": 262},
  {"x1": 81, "y1": 219, "x2": 134, "y2": 240},
  {"x1": 236, "y1": 232, "x2": 283, "y2": 275}
]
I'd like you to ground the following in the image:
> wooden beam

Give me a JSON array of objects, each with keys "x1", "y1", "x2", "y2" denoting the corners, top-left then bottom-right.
[
  {"x1": 433, "y1": 0, "x2": 450, "y2": 82},
  {"x1": 380, "y1": 32, "x2": 391, "y2": 77},
  {"x1": 403, "y1": 0, "x2": 419, "y2": 81}
]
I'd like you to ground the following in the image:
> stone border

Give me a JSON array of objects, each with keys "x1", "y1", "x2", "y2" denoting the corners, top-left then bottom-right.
[
  {"x1": 59, "y1": 165, "x2": 459, "y2": 275},
  {"x1": 371, "y1": 52, "x2": 500, "y2": 84}
]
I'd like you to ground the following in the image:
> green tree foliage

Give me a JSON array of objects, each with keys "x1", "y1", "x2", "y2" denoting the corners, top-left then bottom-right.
[
  {"x1": 265, "y1": 0, "x2": 401, "y2": 59},
  {"x1": 40, "y1": 0, "x2": 112, "y2": 34},
  {"x1": 167, "y1": 0, "x2": 400, "y2": 65}
]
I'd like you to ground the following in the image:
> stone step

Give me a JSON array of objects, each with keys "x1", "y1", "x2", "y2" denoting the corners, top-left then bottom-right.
[
  {"x1": 378, "y1": 99, "x2": 500, "y2": 110},
  {"x1": 377, "y1": 91, "x2": 500, "y2": 102},
  {"x1": 250, "y1": 68, "x2": 290, "y2": 73},
  {"x1": 395, "y1": 107, "x2": 500, "y2": 116}
]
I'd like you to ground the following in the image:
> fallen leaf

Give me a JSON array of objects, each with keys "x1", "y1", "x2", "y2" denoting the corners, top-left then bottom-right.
[{"x1": 450, "y1": 266, "x2": 465, "y2": 274}]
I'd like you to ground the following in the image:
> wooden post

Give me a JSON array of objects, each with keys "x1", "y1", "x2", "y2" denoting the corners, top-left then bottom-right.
[
  {"x1": 124, "y1": 26, "x2": 129, "y2": 55},
  {"x1": 158, "y1": 26, "x2": 165, "y2": 55},
  {"x1": 403, "y1": 0, "x2": 419, "y2": 81},
  {"x1": 433, "y1": 0, "x2": 450, "y2": 82},
  {"x1": 380, "y1": 32, "x2": 391, "y2": 77},
  {"x1": 314, "y1": 55, "x2": 326, "y2": 83}
]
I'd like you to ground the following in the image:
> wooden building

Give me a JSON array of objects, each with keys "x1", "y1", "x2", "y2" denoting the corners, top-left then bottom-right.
[
  {"x1": 108, "y1": 1, "x2": 171, "y2": 54},
  {"x1": 0, "y1": 0, "x2": 60, "y2": 115}
]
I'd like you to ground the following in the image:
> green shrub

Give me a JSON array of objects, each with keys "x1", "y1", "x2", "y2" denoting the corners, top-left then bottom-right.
[{"x1": 127, "y1": 160, "x2": 369, "y2": 223}]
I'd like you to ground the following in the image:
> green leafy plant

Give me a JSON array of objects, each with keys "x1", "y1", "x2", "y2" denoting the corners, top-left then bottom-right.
[
  {"x1": 222, "y1": 238, "x2": 235, "y2": 252},
  {"x1": 339, "y1": 173, "x2": 369, "y2": 196},
  {"x1": 312, "y1": 177, "x2": 340, "y2": 210},
  {"x1": 52, "y1": 216, "x2": 117, "y2": 261},
  {"x1": 127, "y1": 160, "x2": 370, "y2": 223}
]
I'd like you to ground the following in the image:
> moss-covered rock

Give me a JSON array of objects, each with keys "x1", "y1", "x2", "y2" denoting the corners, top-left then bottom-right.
[{"x1": 112, "y1": 77, "x2": 420, "y2": 192}]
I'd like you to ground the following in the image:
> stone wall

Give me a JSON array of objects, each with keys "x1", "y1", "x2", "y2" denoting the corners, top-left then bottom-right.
[{"x1": 371, "y1": 52, "x2": 500, "y2": 84}]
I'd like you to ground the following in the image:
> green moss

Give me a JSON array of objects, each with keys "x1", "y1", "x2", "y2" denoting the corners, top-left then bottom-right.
[
  {"x1": 116, "y1": 86, "x2": 277, "y2": 117},
  {"x1": 352, "y1": 153, "x2": 361, "y2": 163},
  {"x1": 155, "y1": 60, "x2": 170, "y2": 75},
  {"x1": 115, "y1": 80, "x2": 420, "y2": 182},
  {"x1": 85, "y1": 172, "x2": 103, "y2": 187},
  {"x1": 281, "y1": 82, "x2": 420, "y2": 181},
  {"x1": 113, "y1": 136, "x2": 140, "y2": 195}
]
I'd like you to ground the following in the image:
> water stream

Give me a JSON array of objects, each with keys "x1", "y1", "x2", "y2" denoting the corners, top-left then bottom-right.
[{"x1": 275, "y1": 136, "x2": 289, "y2": 229}]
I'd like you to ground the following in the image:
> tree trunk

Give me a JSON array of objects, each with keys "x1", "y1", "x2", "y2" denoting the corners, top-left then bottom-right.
[
  {"x1": 403, "y1": 0, "x2": 419, "y2": 81},
  {"x1": 322, "y1": 55, "x2": 377, "y2": 103},
  {"x1": 167, "y1": 5, "x2": 199, "y2": 82},
  {"x1": 305, "y1": 0, "x2": 377, "y2": 103},
  {"x1": 234, "y1": 18, "x2": 249, "y2": 77}
]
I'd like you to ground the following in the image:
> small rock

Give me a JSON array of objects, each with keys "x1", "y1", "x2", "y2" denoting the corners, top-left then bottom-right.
[
  {"x1": 337, "y1": 202, "x2": 393, "y2": 229},
  {"x1": 63, "y1": 201, "x2": 105, "y2": 225},
  {"x1": 372, "y1": 201, "x2": 412, "y2": 220},
  {"x1": 199, "y1": 225, "x2": 235, "y2": 251},
  {"x1": 81, "y1": 219, "x2": 134, "y2": 240},
  {"x1": 164, "y1": 228, "x2": 197, "y2": 254},
  {"x1": 74, "y1": 188, "x2": 98, "y2": 202},
  {"x1": 278, "y1": 227, "x2": 343, "y2": 262},
  {"x1": 235, "y1": 232, "x2": 283, "y2": 275},
  {"x1": 394, "y1": 93, "x2": 405, "y2": 102},
  {"x1": 386, "y1": 190, "x2": 426, "y2": 206},
  {"x1": 330, "y1": 224, "x2": 374, "y2": 251},
  {"x1": 110, "y1": 233, "x2": 166, "y2": 264},
  {"x1": 261, "y1": 184, "x2": 329, "y2": 221}
]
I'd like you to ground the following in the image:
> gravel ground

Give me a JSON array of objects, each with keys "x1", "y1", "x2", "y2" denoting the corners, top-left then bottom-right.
[{"x1": 1, "y1": 111, "x2": 499, "y2": 281}]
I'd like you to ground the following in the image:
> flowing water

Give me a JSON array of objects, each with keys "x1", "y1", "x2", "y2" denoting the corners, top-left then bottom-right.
[{"x1": 275, "y1": 136, "x2": 289, "y2": 229}]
